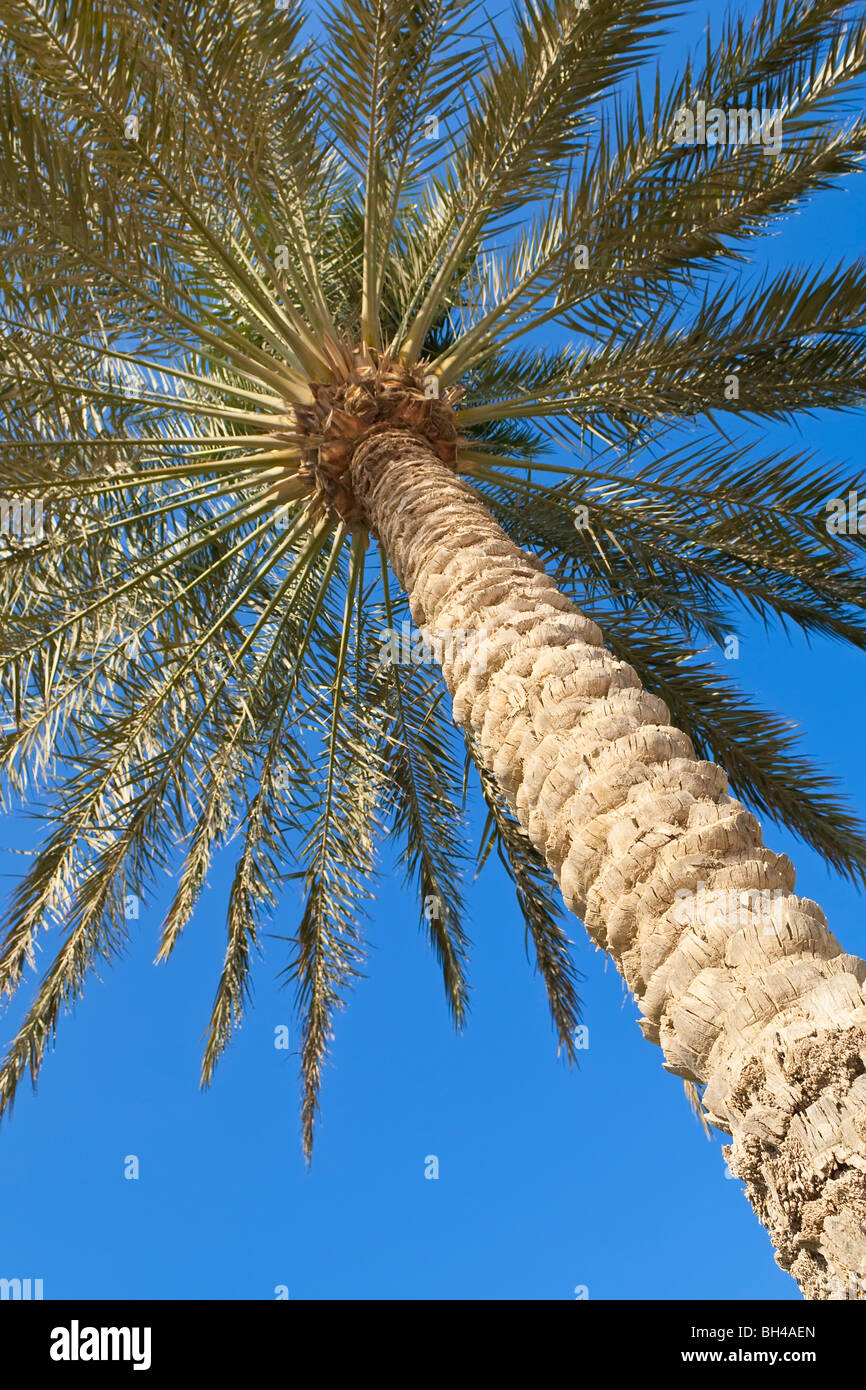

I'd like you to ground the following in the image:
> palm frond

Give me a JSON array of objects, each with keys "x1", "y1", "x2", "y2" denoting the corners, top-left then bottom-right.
[{"x1": 470, "y1": 747, "x2": 583, "y2": 1059}]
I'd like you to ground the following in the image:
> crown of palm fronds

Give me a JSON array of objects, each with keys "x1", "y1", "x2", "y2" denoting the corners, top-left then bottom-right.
[{"x1": 2, "y1": 0, "x2": 866, "y2": 1155}]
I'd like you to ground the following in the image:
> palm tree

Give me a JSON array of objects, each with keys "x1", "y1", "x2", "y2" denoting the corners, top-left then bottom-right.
[{"x1": 2, "y1": 0, "x2": 866, "y2": 1300}]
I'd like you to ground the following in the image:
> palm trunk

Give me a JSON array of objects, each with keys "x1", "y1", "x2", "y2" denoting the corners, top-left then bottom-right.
[{"x1": 352, "y1": 428, "x2": 866, "y2": 1301}]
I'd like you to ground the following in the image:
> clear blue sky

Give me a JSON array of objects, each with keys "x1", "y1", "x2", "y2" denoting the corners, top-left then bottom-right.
[{"x1": 0, "y1": 0, "x2": 864, "y2": 1300}]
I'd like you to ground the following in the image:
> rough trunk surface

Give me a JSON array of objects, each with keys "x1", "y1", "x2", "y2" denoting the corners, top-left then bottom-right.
[{"x1": 352, "y1": 428, "x2": 866, "y2": 1300}]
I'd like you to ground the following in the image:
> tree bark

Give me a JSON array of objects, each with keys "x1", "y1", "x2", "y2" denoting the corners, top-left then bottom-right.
[{"x1": 352, "y1": 427, "x2": 866, "y2": 1300}]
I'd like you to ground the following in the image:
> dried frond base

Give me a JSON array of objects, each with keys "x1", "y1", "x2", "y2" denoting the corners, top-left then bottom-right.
[{"x1": 275, "y1": 345, "x2": 463, "y2": 526}]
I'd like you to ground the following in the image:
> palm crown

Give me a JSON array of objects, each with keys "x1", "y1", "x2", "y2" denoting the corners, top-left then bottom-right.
[{"x1": 1, "y1": 0, "x2": 866, "y2": 1156}]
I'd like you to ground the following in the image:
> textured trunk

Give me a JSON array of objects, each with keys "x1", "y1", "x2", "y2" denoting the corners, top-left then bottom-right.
[{"x1": 352, "y1": 428, "x2": 866, "y2": 1300}]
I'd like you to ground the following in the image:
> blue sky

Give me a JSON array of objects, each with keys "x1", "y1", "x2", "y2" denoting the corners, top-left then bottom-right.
[{"x1": 0, "y1": 0, "x2": 865, "y2": 1301}]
